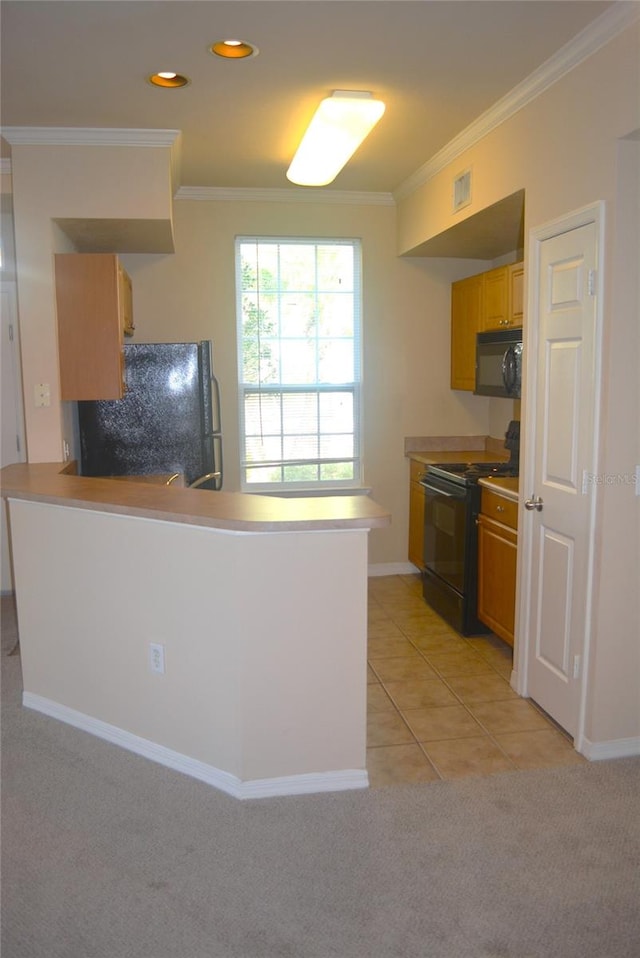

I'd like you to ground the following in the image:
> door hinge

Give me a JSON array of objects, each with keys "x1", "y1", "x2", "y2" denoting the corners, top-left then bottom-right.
[
  {"x1": 573, "y1": 654, "x2": 581, "y2": 679},
  {"x1": 587, "y1": 269, "x2": 596, "y2": 296},
  {"x1": 16, "y1": 435, "x2": 21, "y2": 453},
  {"x1": 8, "y1": 323, "x2": 14, "y2": 342}
]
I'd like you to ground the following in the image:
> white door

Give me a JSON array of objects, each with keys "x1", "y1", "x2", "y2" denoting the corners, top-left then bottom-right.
[
  {"x1": 521, "y1": 210, "x2": 601, "y2": 738},
  {"x1": 1, "y1": 281, "x2": 26, "y2": 592}
]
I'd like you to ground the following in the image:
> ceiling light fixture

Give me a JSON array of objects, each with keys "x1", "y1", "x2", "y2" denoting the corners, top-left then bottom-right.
[
  {"x1": 286, "y1": 91, "x2": 386, "y2": 187},
  {"x1": 210, "y1": 39, "x2": 258, "y2": 59},
  {"x1": 148, "y1": 72, "x2": 190, "y2": 88}
]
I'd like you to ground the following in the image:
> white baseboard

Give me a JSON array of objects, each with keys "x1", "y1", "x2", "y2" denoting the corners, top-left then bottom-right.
[
  {"x1": 579, "y1": 735, "x2": 640, "y2": 761},
  {"x1": 22, "y1": 692, "x2": 369, "y2": 800},
  {"x1": 368, "y1": 562, "x2": 419, "y2": 577}
]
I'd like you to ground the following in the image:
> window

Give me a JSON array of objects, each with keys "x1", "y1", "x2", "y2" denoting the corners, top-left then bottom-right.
[{"x1": 236, "y1": 237, "x2": 362, "y2": 491}]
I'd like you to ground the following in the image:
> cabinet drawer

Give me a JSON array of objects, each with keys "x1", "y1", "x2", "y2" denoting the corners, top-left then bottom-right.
[{"x1": 481, "y1": 489, "x2": 518, "y2": 529}]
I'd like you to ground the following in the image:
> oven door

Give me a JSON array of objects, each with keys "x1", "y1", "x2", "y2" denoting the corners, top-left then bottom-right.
[{"x1": 421, "y1": 475, "x2": 469, "y2": 595}]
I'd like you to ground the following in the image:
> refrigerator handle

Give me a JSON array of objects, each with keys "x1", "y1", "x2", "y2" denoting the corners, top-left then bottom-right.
[
  {"x1": 189, "y1": 471, "x2": 222, "y2": 489},
  {"x1": 210, "y1": 373, "x2": 223, "y2": 489},
  {"x1": 211, "y1": 373, "x2": 222, "y2": 436},
  {"x1": 213, "y1": 433, "x2": 223, "y2": 490}
]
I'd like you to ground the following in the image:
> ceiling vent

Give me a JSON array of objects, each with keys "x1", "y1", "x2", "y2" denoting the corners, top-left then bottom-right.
[{"x1": 453, "y1": 169, "x2": 472, "y2": 213}]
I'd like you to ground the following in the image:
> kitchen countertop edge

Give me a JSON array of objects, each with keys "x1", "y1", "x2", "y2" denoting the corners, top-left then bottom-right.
[{"x1": 0, "y1": 463, "x2": 391, "y2": 533}]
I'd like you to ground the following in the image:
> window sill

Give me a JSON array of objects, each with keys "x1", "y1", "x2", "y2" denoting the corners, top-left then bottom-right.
[{"x1": 255, "y1": 487, "x2": 373, "y2": 499}]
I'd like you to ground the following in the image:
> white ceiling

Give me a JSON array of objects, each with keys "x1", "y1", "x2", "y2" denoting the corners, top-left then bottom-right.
[{"x1": 0, "y1": 1, "x2": 618, "y2": 195}]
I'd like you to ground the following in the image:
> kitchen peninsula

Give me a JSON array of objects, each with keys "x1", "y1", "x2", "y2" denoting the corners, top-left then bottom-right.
[{"x1": 1, "y1": 463, "x2": 390, "y2": 799}]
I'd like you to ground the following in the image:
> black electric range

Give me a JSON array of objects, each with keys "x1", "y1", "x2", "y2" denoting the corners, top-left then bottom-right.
[{"x1": 419, "y1": 424, "x2": 520, "y2": 635}]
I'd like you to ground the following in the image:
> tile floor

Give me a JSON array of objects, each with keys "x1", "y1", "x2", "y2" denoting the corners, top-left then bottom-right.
[
  {"x1": 2, "y1": 586, "x2": 584, "y2": 790},
  {"x1": 366, "y1": 574, "x2": 585, "y2": 787}
]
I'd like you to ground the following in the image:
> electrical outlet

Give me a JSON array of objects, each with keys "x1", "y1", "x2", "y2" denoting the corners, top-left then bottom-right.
[{"x1": 149, "y1": 642, "x2": 165, "y2": 675}]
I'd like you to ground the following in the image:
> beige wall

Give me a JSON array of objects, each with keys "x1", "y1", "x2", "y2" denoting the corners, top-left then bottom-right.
[
  {"x1": 9, "y1": 154, "x2": 501, "y2": 569},
  {"x1": 6, "y1": 18, "x2": 638, "y2": 748},
  {"x1": 397, "y1": 26, "x2": 639, "y2": 258},
  {"x1": 398, "y1": 23, "x2": 640, "y2": 746},
  {"x1": 121, "y1": 199, "x2": 493, "y2": 566},
  {"x1": 10, "y1": 143, "x2": 174, "y2": 462},
  {"x1": 589, "y1": 136, "x2": 640, "y2": 744},
  {"x1": 10, "y1": 497, "x2": 370, "y2": 792}
]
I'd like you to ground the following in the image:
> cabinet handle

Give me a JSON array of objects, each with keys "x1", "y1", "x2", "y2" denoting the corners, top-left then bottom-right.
[{"x1": 496, "y1": 505, "x2": 505, "y2": 512}]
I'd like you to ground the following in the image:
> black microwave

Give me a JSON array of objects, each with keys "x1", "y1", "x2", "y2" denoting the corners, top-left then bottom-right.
[{"x1": 475, "y1": 328, "x2": 523, "y2": 398}]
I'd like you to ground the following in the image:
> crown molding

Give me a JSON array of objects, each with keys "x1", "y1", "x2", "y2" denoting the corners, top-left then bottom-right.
[
  {"x1": 175, "y1": 186, "x2": 395, "y2": 206},
  {"x1": 393, "y1": 1, "x2": 640, "y2": 202},
  {"x1": 1, "y1": 127, "x2": 180, "y2": 148},
  {"x1": 2, "y1": 2, "x2": 636, "y2": 204}
]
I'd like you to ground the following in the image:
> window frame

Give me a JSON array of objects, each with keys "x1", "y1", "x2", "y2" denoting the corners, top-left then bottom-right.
[{"x1": 235, "y1": 236, "x2": 363, "y2": 493}]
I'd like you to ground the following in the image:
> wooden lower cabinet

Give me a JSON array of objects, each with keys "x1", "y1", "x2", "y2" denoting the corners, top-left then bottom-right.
[
  {"x1": 477, "y1": 488, "x2": 518, "y2": 647},
  {"x1": 408, "y1": 459, "x2": 426, "y2": 570}
]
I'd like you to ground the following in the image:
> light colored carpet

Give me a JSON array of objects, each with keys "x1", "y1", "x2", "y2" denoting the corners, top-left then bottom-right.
[{"x1": 2, "y1": 596, "x2": 639, "y2": 958}]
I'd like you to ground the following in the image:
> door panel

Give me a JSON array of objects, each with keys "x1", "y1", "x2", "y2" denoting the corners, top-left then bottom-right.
[
  {"x1": 544, "y1": 341, "x2": 581, "y2": 489},
  {"x1": 526, "y1": 220, "x2": 598, "y2": 736},
  {"x1": 535, "y1": 528, "x2": 573, "y2": 679}
]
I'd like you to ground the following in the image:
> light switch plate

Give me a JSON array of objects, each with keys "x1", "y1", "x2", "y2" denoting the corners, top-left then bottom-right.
[{"x1": 34, "y1": 382, "x2": 50, "y2": 407}]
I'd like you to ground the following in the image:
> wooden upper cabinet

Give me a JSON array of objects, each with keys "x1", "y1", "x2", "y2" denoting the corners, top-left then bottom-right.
[
  {"x1": 481, "y1": 262, "x2": 525, "y2": 331},
  {"x1": 480, "y1": 265, "x2": 509, "y2": 332},
  {"x1": 508, "y1": 262, "x2": 525, "y2": 326},
  {"x1": 55, "y1": 253, "x2": 133, "y2": 401},
  {"x1": 450, "y1": 272, "x2": 483, "y2": 391}
]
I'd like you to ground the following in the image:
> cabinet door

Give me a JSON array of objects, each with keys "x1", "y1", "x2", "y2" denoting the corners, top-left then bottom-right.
[
  {"x1": 451, "y1": 273, "x2": 483, "y2": 390},
  {"x1": 55, "y1": 253, "x2": 126, "y2": 401},
  {"x1": 118, "y1": 263, "x2": 134, "y2": 337},
  {"x1": 408, "y1": 468, "x2": 426, "y2": 570},
  {"x1": 481, "y1": 266, "x2": 509, "y2": 331},
  {"x1": 477, "y1": 514, "x2": 517, "y2": 646},
  {"x1": 508, "y1": 262, "x2": 524, "y2": 326}
]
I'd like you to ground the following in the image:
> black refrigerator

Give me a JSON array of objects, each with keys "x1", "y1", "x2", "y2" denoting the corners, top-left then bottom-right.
[{"x1": 78, "y1": 341, "x2": 223, "y2": 490}]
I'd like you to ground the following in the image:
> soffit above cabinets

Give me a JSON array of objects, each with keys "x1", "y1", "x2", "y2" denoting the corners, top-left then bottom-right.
[
  {"x1": 406, "y1": 190, "x2": 525, "y2": 260},
  {"x1": 54, "y1": 218, "x2": 175, "y2": 255}
]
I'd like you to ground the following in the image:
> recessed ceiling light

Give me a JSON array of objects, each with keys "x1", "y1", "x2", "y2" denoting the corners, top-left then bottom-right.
[
  {"x1": 210, "y1": 39, "x2": 258, "y2": 59},
  {"x1": 148, "y1": 72, "x2": 190, "y2": 89}
]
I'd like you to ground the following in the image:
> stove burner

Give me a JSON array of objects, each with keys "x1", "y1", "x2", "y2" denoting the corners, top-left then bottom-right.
[
  {"x1": 463, "y1": 462, "x2": 519, "y2": 479},
  {"x1": 424, "y1": 460, "x2": 519, "y2": 487}
]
